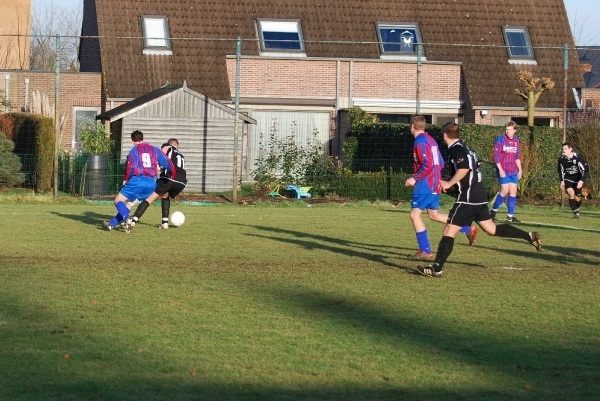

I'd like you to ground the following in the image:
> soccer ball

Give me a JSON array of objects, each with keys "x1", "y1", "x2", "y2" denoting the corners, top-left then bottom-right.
[{"x1": 170, "y1": 211, "x2": 185, "y2": 227}]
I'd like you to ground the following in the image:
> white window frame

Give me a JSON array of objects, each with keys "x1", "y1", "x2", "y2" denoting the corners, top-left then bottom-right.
[
  {"x1": 376, "y1": 22, "x2": 425, "y2": 60},
  {"x1": 141, "y1": 15, "x2": 172, "y2": 55},
  {"x1": 72, "y1": 106, "x2": 101, "y2": 151},
  {"x1": 256, "y1": 19, "x2": 306, "y2": 56},
  {"x1": 502, "y1": 26, "x2": 536, "y2": 64}
]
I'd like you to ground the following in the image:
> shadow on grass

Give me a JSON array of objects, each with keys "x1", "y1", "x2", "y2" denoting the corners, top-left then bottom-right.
[
  {"x1": 1, "y1": 281, "x2": 598, "y2": 401},
  {"x1": 236, "y1": 224, "x2": 485, "y2": 271},
  {"x1": 236, "y1": 223, "x2": 420, "y2": 272},
  {"x1": 49, "y1": 210, "x2": 108, "y2": 226}
]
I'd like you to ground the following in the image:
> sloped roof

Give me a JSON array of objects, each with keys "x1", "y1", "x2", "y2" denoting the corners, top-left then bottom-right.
[
  {"x1": 89, "y1": 0, "x2": 584, "y2": 108},
  {"x1": 577, "y1": 47, "x2": 600, "y2": 88},
  {"x1": 97, "y1": 82, "x2": 256, "y2": 123}
]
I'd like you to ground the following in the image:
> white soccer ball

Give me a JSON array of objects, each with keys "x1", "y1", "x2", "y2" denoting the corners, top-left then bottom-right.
[{"x1": 170, "y1": 211, "x2": 185, "y2": 227}]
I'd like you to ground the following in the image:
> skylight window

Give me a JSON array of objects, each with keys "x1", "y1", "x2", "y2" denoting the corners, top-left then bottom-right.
[
  {"x1": 141, "y1": 15, "x2": 172, "y2": 55},
  {"x1": 257, "y1": 19, "x2": 304, "y2": 52},
  {"x1": 376, "y1": 22, "x2": 422, "y2": 55},
  {"x1": 502, "y1": 26, "x2": 535, "y2": 62}
]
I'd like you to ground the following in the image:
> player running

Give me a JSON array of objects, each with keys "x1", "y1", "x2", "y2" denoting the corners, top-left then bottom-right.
[
  {"x1": 490, "y1": 121, "x2": 522, "y2": 222},
  {"x1": 558, "y1": 141, "x2": 589, "y2": 219},
  {"x1": 103, "y1": 130, "x2": 174, "y2": 232},
  {"x1": 404, "y1": 115, "x2": 477, "y2": 260},
  {"x1": 126, "y1": 138, "x2": 187, "y2": 230},
  {"x1": 417, "y1": 123, "x2": 542, "y2": 278}
]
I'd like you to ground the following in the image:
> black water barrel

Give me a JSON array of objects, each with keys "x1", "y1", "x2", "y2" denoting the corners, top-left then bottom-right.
[{"x1": 85, "y1": 154, "x2": 110, "y2": 196}]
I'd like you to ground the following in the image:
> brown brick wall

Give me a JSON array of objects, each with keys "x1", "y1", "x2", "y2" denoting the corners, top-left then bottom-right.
[
  {"x1": 0, "y1": 0, "x2": 30, "y2": 69},
  {"x1": 581, "y1": 88, "x2": 600, "y2": 110},
  {"x1": 2, "y1": 70, "x2": 102, "y2": 149},
  {"x1": 226, "y1": 57, "x2": 461, "y2": 104}
]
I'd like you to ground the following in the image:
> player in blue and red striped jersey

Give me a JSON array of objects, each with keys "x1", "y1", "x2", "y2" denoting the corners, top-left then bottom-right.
[
  {"x1": 103, "y1": 130, "x2": 175, "y2": 232},
  {"x1": 404, "y1": 115, "x2": 477, "y2": 259},
  {"x1": 490, "y1": 121, "x2": 522, "y2": 222}
]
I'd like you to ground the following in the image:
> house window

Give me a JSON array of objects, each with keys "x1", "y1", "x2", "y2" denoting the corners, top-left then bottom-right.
[
  {"x1": 502, "y1": 27, "x2": 535, "y2": 63},
  {"x1": 376, "y1": 22, "x2": 423, "y2": 56},
  {"x1": 141, "y1": 15, "x2": 172, "y2": 55},
  {"x1": 257, "y1": 19, "x2": 304, "y2": 53},
  {"x1": 72, "y1": 107, "x2": 101, "y2": 150}
]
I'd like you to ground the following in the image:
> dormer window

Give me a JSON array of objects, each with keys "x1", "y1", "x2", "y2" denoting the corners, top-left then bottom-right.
[
  {"x1": 502, "y1": 26, "x2": 536, "y2": 64},
  {"x1": 141, "y1": 15, "x2": 172, "y2": 55},
  {"x1": 257, "y1": 19, "x2": 305, "y2": 56},
  {"x1": 376, "y1": 22, "x2": 424, "y2": 59}
]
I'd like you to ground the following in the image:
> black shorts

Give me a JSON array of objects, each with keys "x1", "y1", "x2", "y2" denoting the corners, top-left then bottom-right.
[
  {"x1": 564, "y1": 181, "x2": 583, "y2": 197},
  {"x1": 447, "y1": 202, "x2": 491, "y2": 227},
  {"x1": 155, "y1": 179, "x2": 185, "y2": 199}
]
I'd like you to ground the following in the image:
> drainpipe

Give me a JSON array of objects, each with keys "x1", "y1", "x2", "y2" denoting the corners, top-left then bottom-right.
[
  {"x1": 4, "y1": 75, "x2": 9, "y2": 113},
  {"x1": 24, "y1": 78, "x2": 29, "y2": 112},
  {"x1": 336, "y1": 60, "x2": 340, "y2": 156}
]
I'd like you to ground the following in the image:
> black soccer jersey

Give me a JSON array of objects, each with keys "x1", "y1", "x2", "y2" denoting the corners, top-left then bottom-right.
[
  {"x1": 558, "y1": 153, "x2": 588, "y2": 184},
  {"x1": 160, "y1": 145, "x2": 187, "y2": 184},
  {"x1": 447, "y1": 140, "x2": 488, "y2": 204}
]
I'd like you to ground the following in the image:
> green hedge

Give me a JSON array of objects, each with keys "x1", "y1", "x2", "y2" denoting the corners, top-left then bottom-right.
[
  {"x1": 344, "y1": 122, "x2": 564, "y2": 198},
  {"x1": 10, "y1": 113, "x2": 55, "y2": 192}
]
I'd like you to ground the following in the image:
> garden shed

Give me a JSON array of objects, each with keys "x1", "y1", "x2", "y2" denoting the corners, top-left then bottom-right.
[{"x1": 97, "y1": 82, "x2": 256, "y2": 192}]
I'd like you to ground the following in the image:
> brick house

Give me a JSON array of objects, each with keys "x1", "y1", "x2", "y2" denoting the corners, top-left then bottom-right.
[
  {"x1": 1, "y1": 70, "x2": 102, "y2": 150},
  {"x1": 576, "y1": 47, "x2": 600, "y2": 119},
  {"x1": 79, "y1": 0, "x2": 585, "y2": 162}
]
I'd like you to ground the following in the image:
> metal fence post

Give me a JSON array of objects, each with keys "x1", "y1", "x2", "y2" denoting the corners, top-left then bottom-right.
[
  {"x1": 232, "y1": 36, "x2": 241, "y2": 202},
  {"x1": 560, "y1": 43, "x2": 568, "y2": 207},
  {"x1": 53, "y1": 34, "x2": 60, "y2": 199},
  {"x1": 416, "y1": 42, "x2": 422, "y2": 114}
]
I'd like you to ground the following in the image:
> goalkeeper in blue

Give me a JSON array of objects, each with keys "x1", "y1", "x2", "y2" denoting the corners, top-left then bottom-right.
[{"x1": 103, "y1": 130, "x2": 175, "y2": 232}]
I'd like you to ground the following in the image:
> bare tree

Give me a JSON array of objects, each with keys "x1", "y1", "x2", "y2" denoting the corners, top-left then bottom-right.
[
  {"x1": 30, "y1": 0, "x2": 82, "y2": 72},
  {"x1": 514, "y1": 71, "x2": 555, "y2": 127},
  {"x1": 568, "y1": 9, "x2": 600, "y2": 47}
]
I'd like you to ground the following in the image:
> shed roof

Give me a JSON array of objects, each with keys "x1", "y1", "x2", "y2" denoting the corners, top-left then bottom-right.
[
  {"x1": 87, "y1": 0, "x2": 584, "y2": 108},
  {"x1": 97, "y1": 82, "x2": 256, "y2": 124}
]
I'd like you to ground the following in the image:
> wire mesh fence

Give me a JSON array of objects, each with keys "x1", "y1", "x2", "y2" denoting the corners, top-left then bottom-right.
[{"x1": 1, "y1": 33, "x2": 599, "y2": 200}]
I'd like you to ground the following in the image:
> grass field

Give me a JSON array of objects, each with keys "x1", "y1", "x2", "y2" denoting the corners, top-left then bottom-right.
[{"x1": 1, "y1": 198, "x2": 599, "y2": 400}]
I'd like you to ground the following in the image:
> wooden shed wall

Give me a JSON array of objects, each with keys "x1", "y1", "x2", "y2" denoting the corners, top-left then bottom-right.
[{"x1": 117, "y1": 91, "x2": 246, "y2": 192}]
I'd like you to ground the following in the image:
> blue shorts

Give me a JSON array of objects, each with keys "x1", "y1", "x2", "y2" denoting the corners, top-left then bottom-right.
[
  {"x1": 119, "y1": 176, "x2": 156, "y2": 201},
  {"x1": 411, "y1": 193, "x2": 440, "y2": 210},
  {"x1": 497, "y1": 173, "x2": 519, "y2": 185}
]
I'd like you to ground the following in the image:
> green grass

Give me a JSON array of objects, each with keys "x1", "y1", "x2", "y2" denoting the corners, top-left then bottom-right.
[{"x1": 0, "y1": 200, "x2": 599, "y2": 400}]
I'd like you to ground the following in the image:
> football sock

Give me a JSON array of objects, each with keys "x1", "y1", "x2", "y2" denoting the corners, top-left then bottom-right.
[
  {"x1": 494, "y1": 224, "x2": 530, "y2": 241},
  {"x1": 459, "y1": 226, "x2": 471, "y2": 234},
  {"x1": 416, "y1": 230, "x2": 431, "y2": 253},
  {"x1": 133, "y1": 200, "x2": 150, "y2": 222},
  {"x1": 116, "y1": 201, "x2": 130, "y2": 219},
  {"x1": 568, "y1": 198, "x2": 577, "y2": 211},
  {"x1": 109, "y1": 212, "x2": 124, "y2": 228},
  {"x1": 576, "y1": 199, "x2": 582, "y2": 209},
  {"x1": 507, "y1": 196, "x2": 517, "y2": 216},
  {"x1": 433, "y1": 236, "x2": 454, "y2": 271},
  {"x1": 161, "y1": 197, "x2": 171, "y2": 222},
  {"x1": 492, "y1": 193, "x2": 505, "y2": 210}
]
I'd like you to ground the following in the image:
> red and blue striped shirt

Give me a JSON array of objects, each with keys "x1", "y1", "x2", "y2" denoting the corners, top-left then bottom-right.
[
  {"x1": 412, "y1": 132, "x2": 444, "y2": 194},
  {"x1": 493, "y1": 134, "x2": 520, "y2": 175},
  {"x1": 124, "y1": 142, "x2": 175, "y2": 182}
]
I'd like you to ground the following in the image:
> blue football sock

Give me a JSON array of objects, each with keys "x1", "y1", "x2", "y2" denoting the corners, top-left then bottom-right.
[
  {"x1": 416, "y1": 230, "x2": 431, "y2": 253},
  {"x1": 492, "y1": 193, "x2": 505, "y2": 210},
  {"x1": 116, "y1": 201, "x2": 130, "y2": 220},
  {"x1": 109, "y1": 213, "x2": 123, "y2": 227},
  {"x1": 459, "y1": 226, "x2": 471, "y2": 234},
  {"x1": 507, "y1": 196, "x2": 517, "y2": 216}
]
